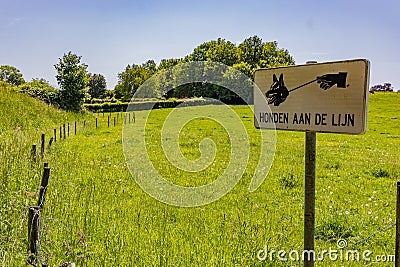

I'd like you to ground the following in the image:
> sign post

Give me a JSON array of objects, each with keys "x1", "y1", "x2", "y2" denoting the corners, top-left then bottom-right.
[
  {"x1": 304, "y1": 61, "x2": 317, "y2": 267},
  {"x1": 304, "y1": 130, "x2": 316, "y2": 266},
  {"x1": 254, "y1": 59, "x2": 370, "y2": 266}
]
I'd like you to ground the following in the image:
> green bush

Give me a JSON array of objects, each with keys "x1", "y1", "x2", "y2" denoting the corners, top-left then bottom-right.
[
  {"x1": 18, "y1": 79, "x2": 60, "y2": 105},
  {"x1": 83, "y1": 98, "x2": 219, "y2": 112}
]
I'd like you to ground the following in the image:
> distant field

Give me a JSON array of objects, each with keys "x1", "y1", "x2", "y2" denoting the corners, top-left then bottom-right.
[{"x1": 1, "y1": 84, "x2": 399, "y2": 266}]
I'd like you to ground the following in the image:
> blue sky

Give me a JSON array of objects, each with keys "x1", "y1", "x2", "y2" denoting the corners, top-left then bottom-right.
[{"x1": 1, "y1": 0, "x2": 399, "y2": 90}]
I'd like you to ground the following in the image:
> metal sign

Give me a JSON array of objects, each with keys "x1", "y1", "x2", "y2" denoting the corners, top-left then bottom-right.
[{"x1": 254, "y1": 59, "x2": 370, "y2": 134}]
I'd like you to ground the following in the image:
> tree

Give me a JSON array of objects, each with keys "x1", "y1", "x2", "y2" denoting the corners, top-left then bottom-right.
[
  {"x1": 0, "y1": 65, "x2": 25, "y2": 86},
  {"x1": 54, "y1": 51, "x2": 89, "y2": 111},
  {"x1": 238, "y1": 36, "x2": 264, "y2": 68},
  {"x1": 186, "y1": 38, "x2": 239, "y2": 66},
  {"x1": 88, "y1": 73, "x2": 106, "y2": 98},
  {"x1": 114, "y1": 60, "x2": 157, "y2": 100}
]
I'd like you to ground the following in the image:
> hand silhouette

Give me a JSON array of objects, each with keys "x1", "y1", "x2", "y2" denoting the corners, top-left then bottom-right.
[
  {"x1": 317, "y1": 72, "x2": 347, "y2": 90},
  {"x1": 265, "y1": 73, "x2": 289, "y2": 106}
]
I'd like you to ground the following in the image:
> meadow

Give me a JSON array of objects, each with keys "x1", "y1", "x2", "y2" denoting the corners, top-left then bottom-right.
[{"x1": 1, "y1": 83, "x2": 399, "y2": 266}]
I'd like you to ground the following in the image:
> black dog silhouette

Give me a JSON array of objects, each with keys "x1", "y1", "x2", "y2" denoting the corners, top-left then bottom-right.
[{"x1": 265, "y1": 73, "x2": 289, "y2": 106}]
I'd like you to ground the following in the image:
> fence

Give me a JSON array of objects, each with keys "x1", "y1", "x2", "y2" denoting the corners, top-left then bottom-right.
[
  {"x1": 22, "y1": 110, "x2": 400, "y2": 266},
  {"x1": 26, "y1": 111, "x2": 135, "y2": 266}
]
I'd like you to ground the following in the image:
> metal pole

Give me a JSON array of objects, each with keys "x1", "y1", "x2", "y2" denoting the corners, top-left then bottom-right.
[
  {"x1": 304, "y1": 131, "x2": 316, "y2": 266},
  {"x1": 396, "y1": 180, "x2": 400, "y2": 267}
]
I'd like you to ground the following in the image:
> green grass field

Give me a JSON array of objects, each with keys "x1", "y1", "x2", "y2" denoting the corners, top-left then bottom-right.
[{"x1": 1, "y1": 83, "x2": 400, "y2": 266}]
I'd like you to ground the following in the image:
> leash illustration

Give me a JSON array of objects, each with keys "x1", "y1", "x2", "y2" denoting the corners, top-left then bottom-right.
[{"x1": 266, "y1": 72, "x2": 348, "y2": 106}]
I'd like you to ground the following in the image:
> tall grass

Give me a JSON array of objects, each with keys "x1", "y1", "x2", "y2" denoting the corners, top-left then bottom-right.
[{"x1": 1, "y1": 83, "x2": 399, "y2": 266}]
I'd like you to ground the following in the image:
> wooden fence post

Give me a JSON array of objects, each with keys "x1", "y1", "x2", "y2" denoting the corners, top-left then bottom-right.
[
  {"x1": 31, "y1": 145, "x2": 37, "y2": 162},
  {"x1": 40, "y1": 134, "x2": 45, "y2": 157},
  {"x1": 54, "y1": 128, "x2": 57, "y2": 143},
  {"x1": 75, "y1": 121, "x2": 77, "y2": 135},
  {"x1": 128, "y1": 113, "x2": 131, "y2": 124},
  {"x1": 114, "y1": 117, "x2": 116, "y2": 127},
  {"x1": 63, "y1": 124, "x2": 66, "y2": 139},
  {"x1": 47, "y1": 137, "x2": 53, "y2": 151},
  {"x1": 37, "y1": 165, "x2": 50, "y2": 209},
  {"x1": 96, "y1": 118, "x2": 98, "y2": 128},
  {"x1": 27, "y1": 206, "x2": 40, "y2": 265},
  {"x1": 27, "y1": 164, "x2": 50, "y2": 265},
  {"x1": 60, "y1": 126, "x2": 62, "y2": 139},
  {"x1": 133, "y1": 112, "x2": 136, "y2": 123}
]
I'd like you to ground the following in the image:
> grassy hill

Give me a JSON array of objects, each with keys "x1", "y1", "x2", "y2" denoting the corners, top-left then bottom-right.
[
  {"x1": 0, "y1": 82, "x2": 93, "y2": 266},
  {"x1": 1, "y1": 81, "x2": 400, "y2": 266},
  {"x1": 0, "y1": 82, "x2": 91, "y2": 135}
]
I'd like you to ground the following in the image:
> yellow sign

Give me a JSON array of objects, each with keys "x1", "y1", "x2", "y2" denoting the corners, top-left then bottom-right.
[{"x1": 254, "y1": 59, "x2": 370, "y2": 134}]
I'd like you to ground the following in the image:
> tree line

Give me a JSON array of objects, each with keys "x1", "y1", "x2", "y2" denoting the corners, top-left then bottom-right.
[{"x1": 0, "y1": 35, "x2": 294, "y2": 111}]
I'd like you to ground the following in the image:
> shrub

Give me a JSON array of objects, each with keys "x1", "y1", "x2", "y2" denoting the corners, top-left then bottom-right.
[{"x1": 18, "y1": 79, "x2": 59, "y2": 105}]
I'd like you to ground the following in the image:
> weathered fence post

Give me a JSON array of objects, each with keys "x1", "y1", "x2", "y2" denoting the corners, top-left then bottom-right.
[
  {"x1": 108, "y1": 116, "x2": 110, "y2": 127},
  {"x1": 31, "y1": 145, "x2": 37, "y2": 162},
  {"x1": 54, "y1": 128, "x2": 57, "y2": 143},
  {"x1": 27, "y1": 164, "x2": 50, "y2": 266},
  {"x1": 60, "y1": 126, "x2": 62, "y2": 139},
  {"x1": 96, "y1": 118, "x2": 98, "y2": 128},
  {"x1": 40, "y1": 134, "x2": 45, "y2": 157},
  {"x1": 133, "y1": 112, "x2": 136, "y2": 123},
  {"x1": 63, "y1": 124, "x2": 66, "y2": 139},
  {"x1": 396, "y1": 180, "x2": 400, "y2": 267},
  {"x1": 47, "y1": 137, "x2": 53, "y2": 151},
  {"x1": 27, "y1": 206, "x2": 40, "y2": 265},
  {"x1": 128, "y1": 113, "x2": 131, "y2": 124},
  {"x1": 37, "y1": 164, "x2": 50, "y2": 208},
  {"x1": 75, "y1": 121, "x2": 77, "y2": 135},
  {"x1": 114, "y1": 117, "x2": 116, "y2": 127}
]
